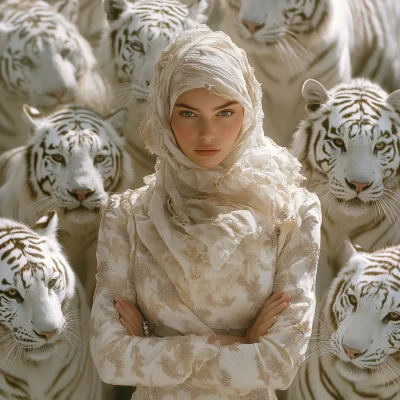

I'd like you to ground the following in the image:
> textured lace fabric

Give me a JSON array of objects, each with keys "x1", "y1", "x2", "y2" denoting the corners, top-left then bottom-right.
[{"x1": 90, "y1": 26, "x2": 322, "y2": 399}]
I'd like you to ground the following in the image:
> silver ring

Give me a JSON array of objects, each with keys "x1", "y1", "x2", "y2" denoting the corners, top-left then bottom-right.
[{"x1": 142, "y1": 321, "x2": 151, "y2": 337}]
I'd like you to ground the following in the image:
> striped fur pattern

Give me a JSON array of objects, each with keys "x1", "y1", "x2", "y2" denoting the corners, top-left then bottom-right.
[
  {"x1": 0, "y1": 0, "x2": 106, "y2": 155},
  {"x1": 289, "y1": 240, "x2": 400, "y2": 399},
  {"x1": 99, "y1": 0, "x2": 208, "y2": 188},
  {"x1": 222, "y1": 0, "x2": 400, "y2": 147},
  {"x1": 45, "y1": 0, "x2": 108, "y2": 47},
  {"x1": 290, "y1": 78, "x2": 400, "y2": 299},
  {"x1": 0, "y1": 105, "x2": 133, "y2": 301},
  {"x1": 0, "y1": 211, "x2": 102, "y2": 399}
]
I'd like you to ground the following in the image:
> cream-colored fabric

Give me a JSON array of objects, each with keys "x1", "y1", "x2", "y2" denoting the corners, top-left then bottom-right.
[{"x1": 90, "y1": 26, "x2": 322, "y2": 399}]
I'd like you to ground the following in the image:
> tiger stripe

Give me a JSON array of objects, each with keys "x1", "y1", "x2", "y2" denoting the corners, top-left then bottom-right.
[
  {"x1": 0, "y1": 0, "x2": 106, "y2": 156},
  {"x1": 222, "y1": 0, "x2": 400, "y2": 147},
  {"x1": 0, "y1": 214, "x2": 102, "y2": 399},
  {"x1": 290, "y1": 78, "x2": 400, "y2": 299},
  {"x1": 288, "y1": 242, "x2": 400, "y2": 399}
]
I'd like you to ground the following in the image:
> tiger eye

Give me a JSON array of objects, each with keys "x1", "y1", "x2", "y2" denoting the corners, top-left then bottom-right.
[
  {"x1": 374, "y1": 142, "x2": 386, "y2": 151},
  {"x1": 348, "y1": 294, "x2": 357, "y2": 306},
  {"x1": 94, "y1": 155, "x2": 106, "y2": 163},
  {"x1": 333, "y1": 138, "x2": 345, "y2": 149},
  {"x1": 51, "y1": 154, "x2": 65, "y2": 163},
  {"x1": 6, "y1": 288, "x2": 18, "y2": 297},
  {"x1": 388, "y1": 312, "x2": 400, "y2": 321}
]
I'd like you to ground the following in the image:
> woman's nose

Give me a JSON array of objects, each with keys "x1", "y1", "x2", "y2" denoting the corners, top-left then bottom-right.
[{"x1": 198, "y1": 123, "x2": 216, "y2": 141}]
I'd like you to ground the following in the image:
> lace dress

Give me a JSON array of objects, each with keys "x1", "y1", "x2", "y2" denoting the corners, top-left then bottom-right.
[{"x1": 90, "y1": 187, "x2": 321, "y2": 400}]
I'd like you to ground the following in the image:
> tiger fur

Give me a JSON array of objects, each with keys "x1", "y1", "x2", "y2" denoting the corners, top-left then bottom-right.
[
  {"x1": 290, "y1": 78, "x2": 400, "y2": 299},
  {"x1": 0, "y1": 105, "x2": 132, "y2": 303},
  {"x1": 222, "y1": 0, "x2": 400, "y2": 147},
  {"x1": 0, "y1": 211, "x2": 103, "y2": 399}
]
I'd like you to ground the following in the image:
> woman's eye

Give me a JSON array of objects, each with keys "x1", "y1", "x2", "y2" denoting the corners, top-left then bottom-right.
[
  {"x1": 94, "y1": 155, "x2": 106, "y2": 163},
  {"x1": 51, "y1": 154, "x2": 65, "y2": 163},
  {"x1": 218, "y1": 110, "x2": 234, "y2": 116},
  {"x1": 180, "y1": 111, "x2": 196, "y2": 117},
  {"x1": 374, "y1": 142, "x2": 386, "y2": 152}
]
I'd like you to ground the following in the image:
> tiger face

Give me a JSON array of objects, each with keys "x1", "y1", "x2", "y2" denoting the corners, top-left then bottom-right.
[
  {"x1": 291, "y1": 78, "x2": 400, "y2": 218},
  {"x1": 24, "y1": 105, "x2": 130, "y2": 225},
  {"x1": 101, "y1": 0, "x2": 208, "y2": 102},
  {"x1": 0, "y1": 0, "x2": 94, "y2": 107},
  {"x1": 327, "y1": 240, "x2": 400, "y2": 381},
  {"x1": 223, "y1": 0, "x2": 329, "y2": 52},
  {"x1": 0, "y1": 212, "x2": 76, "y2": 362}
]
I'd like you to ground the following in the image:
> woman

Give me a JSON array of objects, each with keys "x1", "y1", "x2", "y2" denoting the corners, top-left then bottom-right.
[{"x1": 90, "y1": 26, "x2": 321, "y2": 399}]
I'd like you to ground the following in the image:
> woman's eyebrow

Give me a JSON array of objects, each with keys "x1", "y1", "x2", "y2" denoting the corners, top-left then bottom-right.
[
  {"x1": 174, "y1": 101, "x2": 239, "y2": 112},
  {"x1": 174, "y1": 103, "x2": 200, "y2": 111},
  {"x1": 213, "y1": 101, "x2": 239, "y2": 111}
]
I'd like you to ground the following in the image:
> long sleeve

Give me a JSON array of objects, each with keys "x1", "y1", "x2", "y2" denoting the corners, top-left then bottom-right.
[
  {"x1": 189, "y1": 189, "x2": 321, "y2": 391},
  {"x1": 90, "y1": 192, "x2": 219, "y2": 386}
]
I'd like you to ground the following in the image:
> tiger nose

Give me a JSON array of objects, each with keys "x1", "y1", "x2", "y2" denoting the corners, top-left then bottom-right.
[
  {"x1": 68, "y1": 189, "x2": 95, "y2": 201},
  {"x1": 48, "y1": 89, "x2": 67, "y2": 100},
  {"x1": 345, "y1": 179, "x2": 372, "y2": 193},
  {"x1": 242, "y1": 19, "x2": 265, "y2": 33},
  {"x1": 35, "y1": 329, "x2": 58, "y2": 341},
  {"x1": 343, "y1": 344, "x2": 364, "y2": 359}
]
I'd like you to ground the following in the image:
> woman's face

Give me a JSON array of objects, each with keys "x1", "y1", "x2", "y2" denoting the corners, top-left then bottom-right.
[{"x1": 170, "y1": 88, "x2": 244, "y2": 168}]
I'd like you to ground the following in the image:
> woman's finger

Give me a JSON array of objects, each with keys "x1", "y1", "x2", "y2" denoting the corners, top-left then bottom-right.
[
  {"x1": 115, "y1": 303, "x2": 141, "y2": 334},
  {"x1": 120, "y1": 317, "x2": 135, "y2": 336},
  {"x1": 253, "y1": 316, "x2": 278, "y2": 340},
  {"x1": 115, "y1": 297, "x2": 138, "y2": 322},
  {"x1": 258, "y1": 295, "x2": 290, "y2": 320},
  {"x1": 263, "y1": 291, "x2": 284, "y2": 306},
  {"x1": 121, "y1": 298, "x2": 144, "y2": 323},
  {"x1": 260, "y1": 302, "x2": 289, "y2": 323}
]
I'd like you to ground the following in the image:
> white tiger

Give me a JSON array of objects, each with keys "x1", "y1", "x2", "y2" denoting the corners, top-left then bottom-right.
[
  {"x1": 222, "y1": 0, "x2": 400, "y2": 147},
  {"x1": 44, "y1": 0, "x2": 108, "y2": 48},
  {"x1": 288, "y1": 239, "x2": 400, "y2": 400},
  {"x1": 0, "y1": 211, "x2": 103, "y2": 399},
  {"x1": 290, "y1": 78, "x2": 400, "y2": 299},
  {"x1": 99, "y1": 0, "x2": 208, "y2": 189},
  {"x1": 0, "y1": 105, "x2": 132, "y2": 302},
  {"x1": 0, "y1": 0, "x2": 106, "y2": 155}
]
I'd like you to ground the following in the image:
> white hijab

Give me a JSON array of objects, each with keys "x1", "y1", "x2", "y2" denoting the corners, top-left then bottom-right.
[{"x1": 135, "y1": 25, "x2": 303, "y2": 295}]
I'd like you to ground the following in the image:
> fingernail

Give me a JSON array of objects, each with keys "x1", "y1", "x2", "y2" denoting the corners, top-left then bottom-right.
[{"x1": 283, "y1": 294, "x2": 291, "y2": 299}]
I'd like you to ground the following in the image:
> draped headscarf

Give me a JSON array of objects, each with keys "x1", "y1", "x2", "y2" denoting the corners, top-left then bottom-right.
[{"x1": 135, "y1": 25, "x2": 303, "y2": 296}]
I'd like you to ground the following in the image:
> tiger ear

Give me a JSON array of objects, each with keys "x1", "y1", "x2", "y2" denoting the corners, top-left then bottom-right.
[
  {"x1": 104, "y1": 0, "x2": 129, "y2": 22},
  {"x1": 31, "y1": 211, "x2": 59, "y2": 240},
  {"x1": 302, "y1": 79, "x2": 330, "y2": 114},
  {"x1": 387, "y1": 89, "x2": 400, "y2": 114},
  {"x1": 338, "y1": 238, "x2": 362, "y2": 266},
  {"x1": 51, "y1": 0, "x2": 79, "y2": 23},
  {"x1": 106, "y1": 108, "x2": 127, "y2": 135},
  {"x1": 22, "y1": 105, "x2": 42, "y2": 132},
  {"x1": 185, "y1": 0, "x2": 209, "y2": 23}
]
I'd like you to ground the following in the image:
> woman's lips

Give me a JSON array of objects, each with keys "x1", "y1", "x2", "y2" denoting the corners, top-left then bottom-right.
[{"x1": 194, "y1": 149, "x2": 221, "y2": 157}]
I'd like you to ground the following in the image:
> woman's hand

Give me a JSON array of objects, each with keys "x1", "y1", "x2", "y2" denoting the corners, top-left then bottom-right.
[
  {"x1": 244, "y1": 291, "x2": 290, "y2": 344},
  {"x1": 114, "y1": 296, "x2": 144, "y2": 336}
]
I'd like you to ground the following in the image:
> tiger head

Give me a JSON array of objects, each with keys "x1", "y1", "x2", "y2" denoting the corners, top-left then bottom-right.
[
  {"x1": 326, "y1": 239, "x2": 400, "y2": 381},
  {"x1": 291, "y1": 78, "x2": 400, "y2": 218},
  {"x1": 23, "y1": 105, "x2": 131, "y2": 225},
  {"x1": 222, "y1": 0, "x2": 331, "y2": 53},
  {"x1": 100, "y1": 0, "x2": 208, "y2": 103},
  {"x1": 0, "y1": 211, "x2": 76, "y2": 362},
  {"x1": 0, "y1": 0, "x2": 97, "y2": 107}
]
